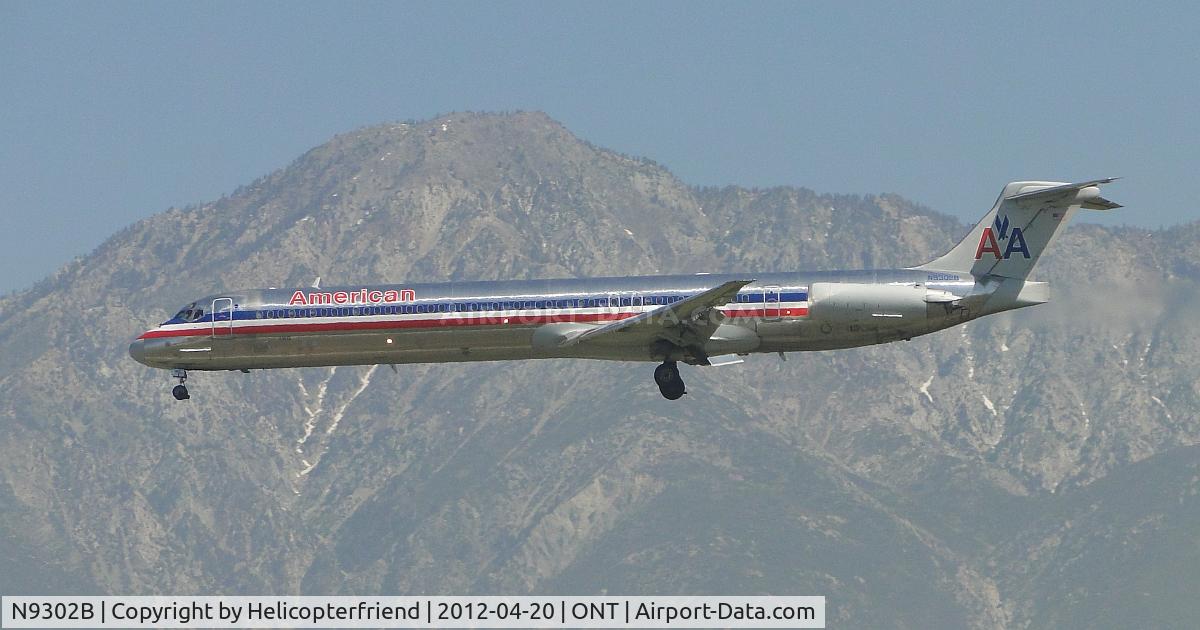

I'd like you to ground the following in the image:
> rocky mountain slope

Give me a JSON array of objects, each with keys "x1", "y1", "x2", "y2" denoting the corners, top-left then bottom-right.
[{"x1": 0, "y1": 112, "x2": 1196, "y2": 628}]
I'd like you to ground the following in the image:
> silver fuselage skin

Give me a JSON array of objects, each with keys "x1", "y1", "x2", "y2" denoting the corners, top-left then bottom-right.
[{"x1": 128, "y1": 269, "x2": 1046, "y2": 371}]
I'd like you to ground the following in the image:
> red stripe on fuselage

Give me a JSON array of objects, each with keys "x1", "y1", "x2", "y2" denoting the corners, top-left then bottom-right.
[{"x1": 137, "y1": 307, "x2": 808, "y2": 340}]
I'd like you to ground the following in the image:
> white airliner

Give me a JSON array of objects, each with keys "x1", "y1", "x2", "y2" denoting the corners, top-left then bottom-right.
[{"x1": 130, "y1": 179, "x2": 1119, "y2": 400}]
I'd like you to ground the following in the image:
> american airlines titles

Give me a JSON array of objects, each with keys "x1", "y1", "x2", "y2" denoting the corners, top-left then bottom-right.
[{"x1": 288, "y1": 288, "x2": 416, "y2": 306}]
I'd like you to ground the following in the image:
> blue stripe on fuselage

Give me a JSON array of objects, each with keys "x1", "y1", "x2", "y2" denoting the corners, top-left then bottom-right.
[{"x1": 165, "y1": 289, "x2": 809, "y2": 325}]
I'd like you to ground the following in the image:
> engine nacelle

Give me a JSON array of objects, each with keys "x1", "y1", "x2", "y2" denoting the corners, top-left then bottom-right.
[{"x1": 809, "y1": 282, "x2": 928, "y2": 325}]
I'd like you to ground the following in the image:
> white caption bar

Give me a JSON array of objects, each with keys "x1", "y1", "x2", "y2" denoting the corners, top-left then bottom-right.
[{"x1": 2, "y1": 596, "x2": 824, "y2": 628}]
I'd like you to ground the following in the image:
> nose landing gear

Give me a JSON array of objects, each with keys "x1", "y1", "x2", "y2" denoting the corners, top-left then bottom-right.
[
  {"x1": 654, "y1": 361, "x2": 686, "y2": 400},
  {"x1": 171, "y1": 369, "x2": 190, "y2": 400}
]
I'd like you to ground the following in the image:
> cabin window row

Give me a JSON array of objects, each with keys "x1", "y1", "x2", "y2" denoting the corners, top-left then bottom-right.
[{"x1": 251, "y1": 295, "x2": 689, "y2": 319}]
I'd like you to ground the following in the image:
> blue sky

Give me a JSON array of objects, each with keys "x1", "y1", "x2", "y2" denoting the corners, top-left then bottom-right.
[{"x1": 2, "y1": 1, "x2": 1196, "y2": 294}]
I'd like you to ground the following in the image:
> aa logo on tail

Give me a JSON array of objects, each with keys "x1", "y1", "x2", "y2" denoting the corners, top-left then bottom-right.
[{"x1": 975, "y1": 214, "x2": 1030, "y2": 260}]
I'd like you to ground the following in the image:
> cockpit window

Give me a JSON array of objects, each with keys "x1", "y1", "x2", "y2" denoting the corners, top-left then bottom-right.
[{"x1": 171, "y1": 302, "x2": 206, "y2": 323}]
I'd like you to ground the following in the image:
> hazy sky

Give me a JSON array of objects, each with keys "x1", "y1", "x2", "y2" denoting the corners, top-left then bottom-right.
[{"x1": 2, "y1": 1, "x2": 1196, "y2": 294}]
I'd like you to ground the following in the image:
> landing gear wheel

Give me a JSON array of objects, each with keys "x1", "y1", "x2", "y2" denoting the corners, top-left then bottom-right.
[
  {"x1": 654, "y1": 361, "x2": 686, "y2": 400},
  {"x1": 659, "y1": 381, "x2": 686, "y2": 400},
  {"x1": 170, "y1": 368, "x2": 189, "y2": 401},
  {"x1": 654, "y1": 361, "x2": 679, "y2": 386}
]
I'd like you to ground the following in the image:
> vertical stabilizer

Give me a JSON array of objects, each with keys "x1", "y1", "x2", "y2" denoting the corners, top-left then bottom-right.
[{"x1": 915, "y1": 179, "x2": 1120, "y2": 279}]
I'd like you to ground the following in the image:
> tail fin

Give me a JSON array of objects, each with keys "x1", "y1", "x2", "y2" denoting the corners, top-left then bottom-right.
[{"x1": 915, "y1": 178, "x2": 1121, "y2": 279}]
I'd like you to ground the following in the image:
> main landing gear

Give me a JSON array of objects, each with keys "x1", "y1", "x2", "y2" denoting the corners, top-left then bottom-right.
[
  {"x1": 654, "y1": 361, "x2": 686, "y2": 400},
  {"x1": 171, "y1": 369, "x2": 190, "y2": 401}
]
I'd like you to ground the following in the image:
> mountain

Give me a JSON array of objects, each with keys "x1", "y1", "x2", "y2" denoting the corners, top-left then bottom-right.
[{"x1": 0, "y1": 111, "x2": 1196, "y2": 628}]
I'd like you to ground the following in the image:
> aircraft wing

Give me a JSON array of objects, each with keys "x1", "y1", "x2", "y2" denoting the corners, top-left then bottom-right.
[{"x1": 557, "y1": 279, "x2": 754, "y2": 348}]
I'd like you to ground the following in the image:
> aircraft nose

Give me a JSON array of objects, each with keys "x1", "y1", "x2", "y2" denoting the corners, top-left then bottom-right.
[{"x1": 128, "y1": 338, "x2": 148, "y2": 365}]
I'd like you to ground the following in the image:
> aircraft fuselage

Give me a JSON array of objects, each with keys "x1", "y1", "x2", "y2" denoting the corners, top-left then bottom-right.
[{"x1": 129, "y1": 269, "x2": 1037, "y2": 371}]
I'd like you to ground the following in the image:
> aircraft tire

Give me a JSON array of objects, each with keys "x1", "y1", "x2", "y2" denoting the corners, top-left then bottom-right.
[
  {"x1": 654, "y1": 361, "x2": 679, "y2": 386},
  {"x1": 659, "y1": 381, "x2": 686, "y2": 400},
  {"x1": 172, "y1": 384, "x2": 190, "y2": 401}
]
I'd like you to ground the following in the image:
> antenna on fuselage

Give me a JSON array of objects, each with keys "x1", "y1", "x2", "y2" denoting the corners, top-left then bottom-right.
[{"x1": 312, "y1": 276, "x2": 321, "y2": 289}]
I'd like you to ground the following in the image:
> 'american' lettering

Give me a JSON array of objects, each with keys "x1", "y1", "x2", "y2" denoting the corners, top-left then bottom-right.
[{"x1": 289, "y1": 288, "x2": 416, "y2": 306}]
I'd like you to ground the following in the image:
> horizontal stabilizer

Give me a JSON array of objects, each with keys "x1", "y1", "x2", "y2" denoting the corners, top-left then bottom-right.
[{"x1": 1007, "y1": 178, "x2": 1122, "y2": 210}]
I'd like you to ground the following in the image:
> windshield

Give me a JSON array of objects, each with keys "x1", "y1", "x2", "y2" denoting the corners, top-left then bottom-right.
[{"x1": 171, "y1": 302, "x2": 206, "y2": 323}]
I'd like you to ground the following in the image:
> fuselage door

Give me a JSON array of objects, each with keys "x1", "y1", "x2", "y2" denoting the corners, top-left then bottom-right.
[
  {"x1": 764, "y1": 286, "x2": 782, "y2": 321},
  {"x1": 211, "y1": 297, "x2": 235, "y2": 337}
]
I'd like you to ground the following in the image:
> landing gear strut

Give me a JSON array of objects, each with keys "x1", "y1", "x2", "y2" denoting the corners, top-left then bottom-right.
[
  {"x1": 654, "y1": 361, "x2": 686, "y2": 400},
  {"x1": 171, "y1": 368, "x2": 190, "y2": 401}
]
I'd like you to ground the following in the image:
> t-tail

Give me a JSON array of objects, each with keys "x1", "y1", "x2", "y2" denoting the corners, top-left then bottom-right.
[{"x1": 916, "y1": 178, "x2": 1121, "y2": 280}]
